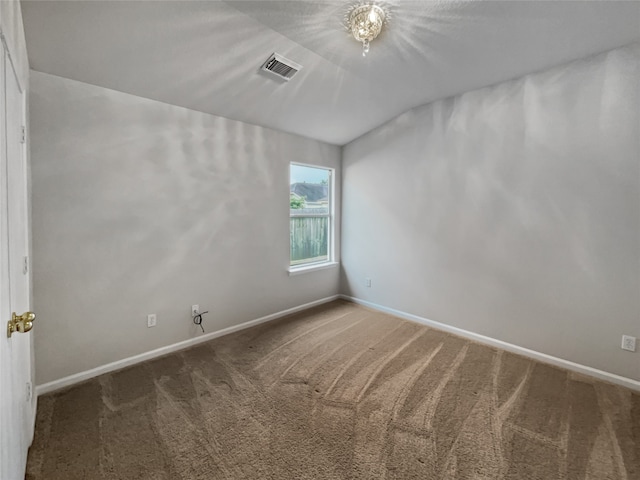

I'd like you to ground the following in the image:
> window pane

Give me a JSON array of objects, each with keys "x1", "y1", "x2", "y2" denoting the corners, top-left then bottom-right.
[
  {"x1": 290, "y1": 164, "x2": 331, "y2": 266},
  {"x1": 290, "y1": 165, "x2": 330, "y2": 215},
  {"x1": 290, "y1": 216, "x2": 329, "y2": 266}
]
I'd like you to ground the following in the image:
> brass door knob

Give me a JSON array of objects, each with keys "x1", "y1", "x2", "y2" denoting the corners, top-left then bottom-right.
[{"x1": 7, "y1": 311, "x2": 36, "y2": 338}]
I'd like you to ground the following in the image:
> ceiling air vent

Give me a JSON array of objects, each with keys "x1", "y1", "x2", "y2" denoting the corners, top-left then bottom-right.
[{"x1": 261, "y1": 53, "x2": 302, "y2": 81}]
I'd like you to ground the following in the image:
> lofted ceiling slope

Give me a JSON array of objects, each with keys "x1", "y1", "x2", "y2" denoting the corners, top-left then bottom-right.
[{"x1": 21, "y1": 0, "x2": 640, "y2": 145}]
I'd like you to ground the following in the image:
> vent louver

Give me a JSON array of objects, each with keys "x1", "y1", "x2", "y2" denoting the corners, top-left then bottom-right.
[{"x1": 261, "y1": 53, "x2": 302, "y2": 81}]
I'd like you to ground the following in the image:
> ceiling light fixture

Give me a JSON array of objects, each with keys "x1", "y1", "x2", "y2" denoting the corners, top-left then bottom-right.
[{"x1": 346, "y1": 3, "x2": 388, "y2": 57}]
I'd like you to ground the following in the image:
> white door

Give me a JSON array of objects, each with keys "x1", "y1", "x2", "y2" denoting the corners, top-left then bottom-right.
[{"x1": 0, "y1": 41, "x2": 33, "y2": 480}]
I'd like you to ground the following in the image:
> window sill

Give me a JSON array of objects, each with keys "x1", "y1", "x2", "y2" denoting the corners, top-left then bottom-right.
[{"x1": 288, "y1": 262, "x2": 339, "y2": 276}]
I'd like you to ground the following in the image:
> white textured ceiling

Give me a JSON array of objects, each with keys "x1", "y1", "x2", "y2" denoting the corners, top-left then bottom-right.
[{"x1": 21, "y1": 1, "x2": 640, "y2": 145}]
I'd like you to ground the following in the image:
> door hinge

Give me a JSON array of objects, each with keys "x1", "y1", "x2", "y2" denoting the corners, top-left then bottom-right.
[
  {"x1": 23, "y1": 256, "x2": 28, "y2": 275},
  {"x1": 20, "y1": 126, "x2": 26, "y2": 144}
]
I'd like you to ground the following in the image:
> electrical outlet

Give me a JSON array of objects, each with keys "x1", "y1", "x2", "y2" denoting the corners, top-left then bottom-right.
[
  {"x1": 621, "y1": 335, "x2": 636, "y2": 352},
  {"x1": 147, "y1": 314, "x2": 157, "y2": 328},
  {"x1": 365, "y1": 278, "x2": 371, "y2": 288},
  {"x1": 26, "y1": 382, "x2": 32, "y2": 402},
  {"x1": 192, "y1": 305, "x2": 199, "y2": 317}
]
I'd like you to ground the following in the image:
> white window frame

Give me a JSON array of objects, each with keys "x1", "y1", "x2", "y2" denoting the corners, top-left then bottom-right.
[{"x1": 288, "y1": 162, "x2": 337, "y2": 275}]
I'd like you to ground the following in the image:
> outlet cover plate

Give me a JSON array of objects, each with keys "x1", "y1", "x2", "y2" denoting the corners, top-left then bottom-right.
[
  {"x1": 622, "y1": 335, "x2": 636, "y2": 352},
  {"x1": 192, "y1": 305, "x2": 199, "y2": 317},
  {"x1": 147, "y1": 314, "x2": 157, "y2": 328}
]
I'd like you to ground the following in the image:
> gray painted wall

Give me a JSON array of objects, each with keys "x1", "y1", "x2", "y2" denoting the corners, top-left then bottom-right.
[
  {"x1": 341, "y1": 44, "x2": 640, "y2": 381},
  {"x1": 31, "y1": 71, "x2": 341, "y2": 385}
]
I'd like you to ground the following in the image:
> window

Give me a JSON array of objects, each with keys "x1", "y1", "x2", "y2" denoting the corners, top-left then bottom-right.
[{"x1": 290, "y1": 163, "x2": 334, "y2": 270}]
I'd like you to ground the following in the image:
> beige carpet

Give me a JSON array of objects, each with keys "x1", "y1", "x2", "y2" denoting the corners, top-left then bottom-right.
[{"x1": 27, "y1": 300, "x2": 639, "y2": 479}]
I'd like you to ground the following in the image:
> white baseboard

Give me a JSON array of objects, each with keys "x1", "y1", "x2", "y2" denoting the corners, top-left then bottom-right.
[
  {"x1": 38, "y1": 293, "x2": 639, "y2": 395},
  {"x1": 36, "y1": 295, "x2": 341, "y2": 396},
  {"x1": 341, "y1": 295, "x2": 640, "y2": 392}
]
